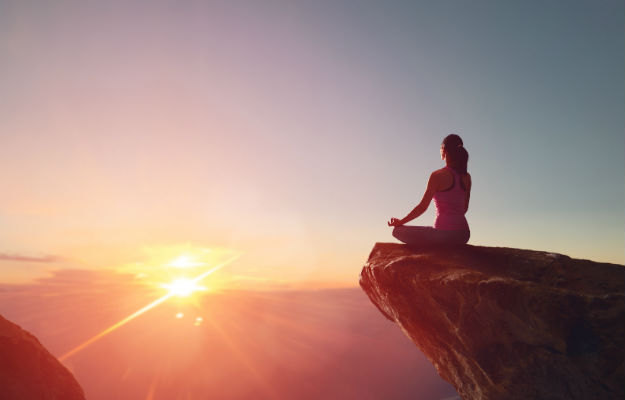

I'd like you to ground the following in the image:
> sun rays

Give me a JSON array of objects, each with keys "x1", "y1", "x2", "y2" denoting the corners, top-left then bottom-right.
[
  {"x1": 162, "y1": 278, "x2": 206, "y2": 297},
  {"x1": 167, "y1": 254, "x2": 207, "y2": 268},
  {"x1": 58, "y1": 253, "x2": 241, "y2": 362}
]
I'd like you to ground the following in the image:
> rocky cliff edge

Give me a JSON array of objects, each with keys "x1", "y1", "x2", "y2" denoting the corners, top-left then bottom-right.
[
  {"x1": 0, "y1": 314, "x2": 85, "y2": 400},
  {"x1": 359, "y1": 243, "x2": 625, "y2": 400}
]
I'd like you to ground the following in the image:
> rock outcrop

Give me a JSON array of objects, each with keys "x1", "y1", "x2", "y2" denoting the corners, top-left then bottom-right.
[
  {"x1": 360, "y1": 243, "x2": 625, "y2": 400},
  {"x1": 0, "y1": 314, "x2": 85, "y2": 400}
]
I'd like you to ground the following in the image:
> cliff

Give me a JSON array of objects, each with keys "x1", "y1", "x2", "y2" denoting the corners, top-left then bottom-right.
[
  {"x1": 0, "y1": 314, "x2": 85, "y2": 400},
  {"x1": 359, "y1": 243, "x2": 625, "y2": 400}
]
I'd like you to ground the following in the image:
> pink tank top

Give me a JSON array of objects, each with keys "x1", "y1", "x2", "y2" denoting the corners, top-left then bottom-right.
[{"x1": 433, "y1": 167, "x2": 469, "y2": 231}]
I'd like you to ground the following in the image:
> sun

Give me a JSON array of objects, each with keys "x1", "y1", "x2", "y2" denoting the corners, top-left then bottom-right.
[
  {"x1": 162, "y1": 278, "x2": 206, "y2": 297},
  {"x1": 168, "y1": 254, "x2": 205, "y2": 268}
]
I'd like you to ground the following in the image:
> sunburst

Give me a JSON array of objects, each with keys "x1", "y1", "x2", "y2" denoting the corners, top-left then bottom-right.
[
  {"x1": 58, "y1": 253, "x2": 241, "y2": 362},
  {"x1": 162, "y1": 278, "x2": 206, "y2": 297}
]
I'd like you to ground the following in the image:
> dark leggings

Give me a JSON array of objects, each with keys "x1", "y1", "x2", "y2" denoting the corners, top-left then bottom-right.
[{"x1": 392, "y1": 225, "x2": 470, "y2": 247}]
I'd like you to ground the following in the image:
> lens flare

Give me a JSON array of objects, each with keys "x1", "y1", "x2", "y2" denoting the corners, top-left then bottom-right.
[
  {"x1": 168, "y1": 254, "x2": 205, "y2": 268},
  {"x1": 58, "y1": 253, "x2": 241, "y2": 362},
  {"x1": 163, "y1": 278, "x2": 206, "y2": 297}
]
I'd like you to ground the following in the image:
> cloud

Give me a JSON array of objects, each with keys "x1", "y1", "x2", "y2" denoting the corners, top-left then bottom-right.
[{"x1": 0, "y1": 253, "x2": 63, "y2": 263}]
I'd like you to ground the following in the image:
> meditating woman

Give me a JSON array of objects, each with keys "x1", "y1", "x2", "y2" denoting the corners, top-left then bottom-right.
[{"x1": 387, "y1": 134, "x2": 471, "y2": 246}]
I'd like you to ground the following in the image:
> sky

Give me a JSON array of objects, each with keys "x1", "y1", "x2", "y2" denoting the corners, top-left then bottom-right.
[{"x1": 1, "y1": 0, "x2": 623, "y2": 285}]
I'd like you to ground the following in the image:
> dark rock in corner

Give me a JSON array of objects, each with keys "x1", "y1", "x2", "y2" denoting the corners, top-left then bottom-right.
[
  {"x1": 0, "y1": 314, "x2": 85, "y2": 400},
  {"x1": 359, "y1": 243, "x2": 625, "y2": 400}
]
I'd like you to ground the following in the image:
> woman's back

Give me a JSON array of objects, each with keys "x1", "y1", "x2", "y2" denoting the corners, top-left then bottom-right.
[
  {"x1": 433, "y1": 167, "x2": 469, "y2": 231},
  {"x1": 388, "y1": 133, "x2": 471, "y2": 245}
]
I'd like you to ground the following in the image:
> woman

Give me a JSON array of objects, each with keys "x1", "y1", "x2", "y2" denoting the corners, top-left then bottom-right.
[{"x1": 387, "y1": 134, "x2": 471, "y2": 246}]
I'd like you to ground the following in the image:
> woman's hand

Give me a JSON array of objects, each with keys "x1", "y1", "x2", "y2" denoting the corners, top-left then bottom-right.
[{"x1": 387, "y1": 217, "x2": 403, "y2": 227}]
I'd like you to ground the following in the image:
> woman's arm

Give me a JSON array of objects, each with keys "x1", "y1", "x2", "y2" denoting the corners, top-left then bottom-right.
[{"x1": 388, "y1": 172, "x2": 438, "y2": 226}]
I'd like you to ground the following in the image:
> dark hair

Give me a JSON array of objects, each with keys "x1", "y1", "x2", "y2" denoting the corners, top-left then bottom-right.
[{"x1": 442, "y1": 134, "x2": 469, "y2": 175}]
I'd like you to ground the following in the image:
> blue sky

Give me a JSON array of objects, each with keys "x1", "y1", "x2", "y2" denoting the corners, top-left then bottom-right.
[{"x1": 0, "y1": 0, "x2": 623, "y2": 283}]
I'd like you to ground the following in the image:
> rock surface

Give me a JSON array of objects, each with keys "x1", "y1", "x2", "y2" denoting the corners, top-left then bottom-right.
[
  {"x1": 360, "y1": 243, "x2": 625, "y2": 400},
  {"x1": 0, "y1": 314, "x2": 85, "y2": 400}
]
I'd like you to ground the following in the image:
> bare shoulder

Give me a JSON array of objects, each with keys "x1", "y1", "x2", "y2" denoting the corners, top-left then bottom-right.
[
  {"x1": 428, "y1": 168, "x2": 449, "y2": 191},
  {"x1": 429, "y1": 168, "x2": 447, "y2": 182},
  {"x1": 431, "y1": 167, "x2": 448, "y2": 177}
]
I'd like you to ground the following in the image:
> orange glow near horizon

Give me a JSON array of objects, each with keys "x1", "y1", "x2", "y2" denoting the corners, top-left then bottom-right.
[
  {"x1": 58, "y1": 253, "x2": 241, "y2": 362},
  {"x1": 162, "y1": 278, "x2": 207, "y2": 297},
  {"x1": 121, "y1": 245, "x2": 246, "y2": 293},
  {"x1": 167, "y1": 253, "x2": 207, "y2": 268}
]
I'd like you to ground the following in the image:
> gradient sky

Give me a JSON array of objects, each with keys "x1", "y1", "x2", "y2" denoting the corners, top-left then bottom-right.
[{"x1": 1, "y1": 0, "x2": 623, "y2": 285}]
